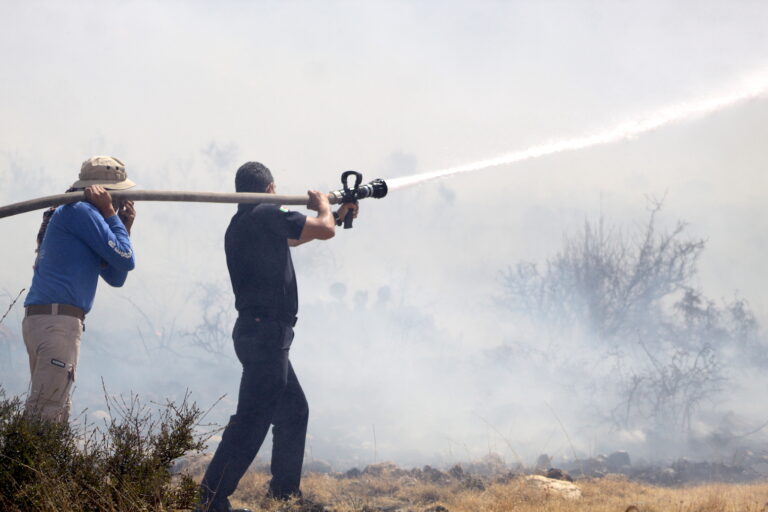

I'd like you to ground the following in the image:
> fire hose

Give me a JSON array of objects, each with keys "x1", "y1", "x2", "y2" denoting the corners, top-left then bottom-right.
[{"x1": 0, "y1": 171, "x2": 388, "y2": 227}]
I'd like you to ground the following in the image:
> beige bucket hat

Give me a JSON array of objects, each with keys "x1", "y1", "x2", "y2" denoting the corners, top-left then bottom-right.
[{"x1": 70, "y1": 156, "x2": 136, "y2": 190}]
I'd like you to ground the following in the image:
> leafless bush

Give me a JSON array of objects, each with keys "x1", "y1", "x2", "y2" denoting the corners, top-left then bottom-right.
[
  {"x1": 0, "y1": 289, "x2": 24, "y2": 373},
  {"x1": 499, "y1": 202, "x2": 765, "y2": 441},
  {"x1": 500, "y1": 204, "x2": 704, "y2": 339},
  {"x1": 182, "y1": 282, "x2": 233, "y2": 356},
  {"x1": 615, "y1": 341, "x2": 723, "y2": 437}
]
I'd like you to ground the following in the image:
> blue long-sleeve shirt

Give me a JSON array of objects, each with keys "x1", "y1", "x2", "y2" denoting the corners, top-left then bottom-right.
[{"x1": 25, "y1": 201, "x2": 135, "y2": 313}]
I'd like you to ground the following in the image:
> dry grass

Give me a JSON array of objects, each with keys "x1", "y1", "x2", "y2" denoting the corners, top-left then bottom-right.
[{"x1": 219, "y1": 469, "x2": 768, "y2": 512}]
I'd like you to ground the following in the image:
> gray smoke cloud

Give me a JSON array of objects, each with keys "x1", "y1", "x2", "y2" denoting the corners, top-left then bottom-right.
[{"x1": 1, "y1": 1, "x2": 768, "y2": 470}]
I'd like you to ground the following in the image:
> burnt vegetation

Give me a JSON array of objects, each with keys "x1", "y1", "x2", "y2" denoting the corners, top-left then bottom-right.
[{"x1": 499, "y1": 202, "x2": 766, "y2": 451}]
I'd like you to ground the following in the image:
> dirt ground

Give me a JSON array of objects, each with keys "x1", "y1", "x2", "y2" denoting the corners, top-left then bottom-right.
[{"x1": 212, "y1": 467, "x2": 768, "y2": 512}]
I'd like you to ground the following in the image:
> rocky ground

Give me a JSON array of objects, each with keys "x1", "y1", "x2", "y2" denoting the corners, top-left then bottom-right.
[
  {"x1": 554, "y1": 450, "x2": 768, "y2": 485},
  {"x1": 183, "y1": 454, "x2": 768, "y2": 512}
]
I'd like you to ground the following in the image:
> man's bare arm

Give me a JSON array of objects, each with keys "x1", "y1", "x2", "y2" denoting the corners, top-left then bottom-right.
[{"x1": 288, "y1": 191, "x2": 335, "y2": 247}]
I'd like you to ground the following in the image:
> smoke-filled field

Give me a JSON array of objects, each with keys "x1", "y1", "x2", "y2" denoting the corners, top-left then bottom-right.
[
  {"x1": 216, "y1": 468, "x2": 768, "y2": 512},
  {"x1": 2, "y1": 1, "x2": 768, "y2": 510}
]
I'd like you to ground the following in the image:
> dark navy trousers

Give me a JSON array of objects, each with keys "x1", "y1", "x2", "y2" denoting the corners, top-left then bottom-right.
[{"x1": 200, "y1": 316, "x2": 308, "y2": 511}]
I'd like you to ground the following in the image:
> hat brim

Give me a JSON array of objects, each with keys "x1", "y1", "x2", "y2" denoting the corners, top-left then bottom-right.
[{"x1": 70, "y1": 178, "x2": 137, "y2": 190}]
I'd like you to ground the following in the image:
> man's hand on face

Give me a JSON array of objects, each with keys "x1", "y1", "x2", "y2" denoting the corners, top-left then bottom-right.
[
  {"x1": 117, "y1": 200, "x2": 136, "y2": 234},
  {"x1": 307, "y1": 190, "x2": 331, "y2": 213},
  {"x1": 336, "y1": 202, "x2": 359, "y2": 221},
  {"x1": 84, "y1": 185, "x2": 117, "y2": 219}
]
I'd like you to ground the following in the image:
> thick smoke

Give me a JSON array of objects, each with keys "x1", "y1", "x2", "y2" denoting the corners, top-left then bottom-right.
[{"x1": 2, "y1": 1, "x2": 768, "y2": 471}]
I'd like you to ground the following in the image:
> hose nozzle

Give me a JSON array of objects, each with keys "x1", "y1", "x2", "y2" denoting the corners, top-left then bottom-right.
[
  {"x1": 328, "y1": 171, "x2": 388, "y2": 229},
  {"x1": 328, "y1": 173, "x2": 388, "y2": 204},
  {"x1": 350, "y1": 178, "x2": 388, "y2": 200}
]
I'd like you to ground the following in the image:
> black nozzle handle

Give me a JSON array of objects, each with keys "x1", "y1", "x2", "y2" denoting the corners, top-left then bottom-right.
[
  {"x1": 333, "y1": 205, "x2": 356, "y2": 228},
  {"x1": 342, "y1": 171, "x2": 362, "y2": 195},
  {"x1": 343, "y1": 208, "x2": 354, "y2": 229},
  {"x1": 339, "y1": 170, "x2": 362, "y2": 229}
]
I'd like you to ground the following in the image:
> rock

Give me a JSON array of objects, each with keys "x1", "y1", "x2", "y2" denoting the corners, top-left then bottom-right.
[
  {"x1": 659, "y1": 467, "x2": 677, "y2": 485},
  {"x1": 461, "y1": 476, "x2": 485, "y2": 491},
  {"x1": 304, "y1": 459, "x2": 333, "y2": 474},
  {"x1": 578, "y1": 457, "x2": 607, "y2": 478},
  {"x1": 633, "y1": 457, "x2": 650, "y2": 470},
  {"x1": 494, "y1": 471, "x2": 518, "y2": 485},
  {"x1": 423, "y1": 506, "x2": 449, "y2": 512},
  {"x1": 420, "y1": 465, "x2": 451, "y2": 484},
  {"x1": 525, "y1": 475, "x2": 582, "y2": 500},
  {"x1": 363, "y1": 462, "x2": 400, "y2": 476},
  {"x1": 344, "y1": 467, "x2": 362, "y2": 478},
  {"x1": 448, "y1": 464, "x2": 464, "y2": 479},
  {"x1": 545, "y1": 468, "x2": 573, "y2": 482},
  {"x1": 607, "y1": 451, "x2": 631, "y2": 472},
  {"x1": 446, "y1": 464, "x2": 483, "y2": 490}
]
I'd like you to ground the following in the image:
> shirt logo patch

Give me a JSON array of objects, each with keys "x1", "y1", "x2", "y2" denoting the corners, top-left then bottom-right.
[
  {"x1": 50, "y1": 359, "x2": 66, "y2": 368},
  {"x1": 108, "y1": 239, "x2": 133, "y2": 258}
]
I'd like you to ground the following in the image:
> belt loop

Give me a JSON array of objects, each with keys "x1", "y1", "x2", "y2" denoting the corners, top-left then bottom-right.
[{"x1": 52, "y1": 303, "x2": 59, "y2": 315}]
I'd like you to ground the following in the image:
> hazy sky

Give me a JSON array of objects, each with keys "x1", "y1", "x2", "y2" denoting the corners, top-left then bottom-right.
[{"x1": 1, "y1": 1, "x2": 767, "y2": 467}]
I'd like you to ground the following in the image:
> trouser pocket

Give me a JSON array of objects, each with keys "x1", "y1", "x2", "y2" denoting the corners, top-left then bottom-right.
[{"x1": 22, "y1": 315, "x2": 82, "y2": 422}]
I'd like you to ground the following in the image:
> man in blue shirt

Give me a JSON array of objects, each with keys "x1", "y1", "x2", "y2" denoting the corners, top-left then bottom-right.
[{"x1": 23, "y1": 156, "x2": 137, "y2": 422}]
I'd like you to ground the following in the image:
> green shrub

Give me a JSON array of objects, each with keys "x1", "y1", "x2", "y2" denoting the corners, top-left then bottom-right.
[{"x1": 0, "y1": 388, "x2": 208, "y2": 512}]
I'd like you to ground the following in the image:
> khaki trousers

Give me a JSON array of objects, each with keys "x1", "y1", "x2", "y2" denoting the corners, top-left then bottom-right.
[{"x1": 22, "y1": 314, "x2": 82, "y2": 422}]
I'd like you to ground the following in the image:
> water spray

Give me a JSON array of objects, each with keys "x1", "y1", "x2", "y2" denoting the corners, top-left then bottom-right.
[
  {"x1": 387, "y1": 75, "x2": 768, "y2": 191},
  {"x1": 0, "y1": 75, "x2": 766, "y2": 220}
]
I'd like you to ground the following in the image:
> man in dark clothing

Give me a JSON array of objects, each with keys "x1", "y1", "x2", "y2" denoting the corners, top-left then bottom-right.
[{"x1": 199, "y1": 162, "x2": 357, "y2": 512}]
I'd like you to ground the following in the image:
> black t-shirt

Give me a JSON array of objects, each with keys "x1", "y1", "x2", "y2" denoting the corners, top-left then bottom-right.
[{"x1": 225, "y1": 204, "x2": 307, "y2": 317}]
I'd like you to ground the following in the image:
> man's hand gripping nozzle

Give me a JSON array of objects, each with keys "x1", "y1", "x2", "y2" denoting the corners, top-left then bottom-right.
[{"x1": 328, "y1": 171, "x2": 388, "y2": 229}]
